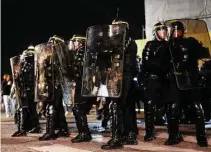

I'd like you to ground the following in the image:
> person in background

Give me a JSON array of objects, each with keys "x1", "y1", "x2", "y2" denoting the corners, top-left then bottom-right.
[
  {"x1": 3, "y1": 75, "x2": 12, "y2": 117},
  {"x1": 1, "y1": 74, "x2": 8, "y2": 111}
]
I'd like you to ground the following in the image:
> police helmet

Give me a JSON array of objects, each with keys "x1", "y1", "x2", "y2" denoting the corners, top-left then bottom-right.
[
  {"x1": 71, "y1": 34, "x2": 86, "y2": 45},
  {"x1": 152, "y1": 22, "x2": 167, "y2": 40},
  {"x1": 48, "y1": 35, "x2": 64, "y2": 44},
  {"x1": 112, "y1": 18, "x2": 129, "y2": 29},
  {"x1": 171, "y1": 20, "x2": 185, "y2": 32}
]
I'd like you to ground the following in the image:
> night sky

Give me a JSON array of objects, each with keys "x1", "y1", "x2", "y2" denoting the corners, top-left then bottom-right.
[{"x1": 2, "y1": 0, "x2": 145, "y2": 75}]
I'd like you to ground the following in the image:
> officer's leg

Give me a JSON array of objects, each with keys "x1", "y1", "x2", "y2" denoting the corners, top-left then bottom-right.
[
  {"x1": 144, "y1": 89, "x2": 156, "y2": 141},
  {"x1": 101, "y1": 98, "x2": 110, "y2": 129},
  {"x1": 101, "y1": 99, "x2": 123, "y2": 150},
  {"x1": 55, "y1": 101, "x2": 69, "y2": 137},
  {"x1": 144, "y1": 100, "x2": 155, "y2": 141},
  {"x1": 39, "y1": 104, "x2": 57, "y2": 141},
  {"x1": 122, "y1": 95, "x2": 138, "y2": 145},
  {"x1": 11, "y1": 107, "x2": 28, "y2": 137},
  {"x1": 55, "y1": 87, "x2": 69, "y2": 137},
  {"x1": 165, "y1": 103, "x2": 183, "y2": 145},
  {"x1": 121, "y1": 75, "x2": 139, "y2": 146},
  {"x1": 192, "y1": 102, "x2": 208, "y2": 147},
  {"x1": 28, "y1": 97, "x2": 41, "y2": 133},
  {"x1": 71, "y1": 97, "x2": 94, "y2": 143},
  {"x1": 101, "y1": 74, "x2": 133, "y2": 149},
  {"x1": 11, "y1": 108, "x2": 22, "y2": 137}
]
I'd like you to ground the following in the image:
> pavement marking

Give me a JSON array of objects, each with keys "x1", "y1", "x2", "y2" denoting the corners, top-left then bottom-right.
[{"x1": 30, "y1": 144, "x2": 92, "y2": 152}]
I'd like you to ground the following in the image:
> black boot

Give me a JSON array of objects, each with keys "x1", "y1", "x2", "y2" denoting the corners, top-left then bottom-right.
[
  {"x1": 194, "y1": 103, "x2": 208, "y2": 147},
  {"x1": 122, "y1": 131, "x2": 138, "y2": 145},
  {"x1": 101, "y1": 101, "x2": 123, "y2": 150},
  {"x1": 56, "y1": 129, "x2": 70, "y2": 138},
  {"x1": 71, "y1": 105, "x2": 92, "y2": 143},
  {"x1": 39, "y1": 105, "x2": 57, "y2": 141},
  {"x1": 28, "y1": 126, "x2": 41, "y2": 133},
  {"x1": 165, "y1": 119, "x2": 182, "y2": 145},
  {"x1": 11, "y1": 108, "x2": 27, "y2": 137},
  {"x1": 71, "y1": 132, "x2": 92, "y2": 143},
  {"x1": 165, "y1": 104, "x2": 182, "y2": 145},
  {"x1": 144, "y1": 101, "x2": 156, "y2": 141}
]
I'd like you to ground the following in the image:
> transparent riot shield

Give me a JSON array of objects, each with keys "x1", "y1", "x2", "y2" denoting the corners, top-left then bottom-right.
[
  {"x1": 34, "y1": 43, "x2": 54, "y2": 102},
  {"x1": 10, "y1": 56, "x2": 25, "y2": 106},
  {"x1": 82, "y1": 24, "x2": 127, "y2": 97},
  {"x1": 165, "y1": 19, "x2": 211, "y2": 90},
  {"x1": 53, "y1": 42, "x2": 75, "y2": 105}
]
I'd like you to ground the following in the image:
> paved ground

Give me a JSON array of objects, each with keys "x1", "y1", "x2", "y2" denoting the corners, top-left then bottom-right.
[{"x1": 1, "y1": 112, "x2": 211, "y2": 152}]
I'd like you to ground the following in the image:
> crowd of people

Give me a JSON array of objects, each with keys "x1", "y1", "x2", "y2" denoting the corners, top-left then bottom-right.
[{"x1": 2, "y1": 17, "x2": 211, "y2": 150}]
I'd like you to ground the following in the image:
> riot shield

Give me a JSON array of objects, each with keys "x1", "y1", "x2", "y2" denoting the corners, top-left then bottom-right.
[
  {"x1": 81, "y1": 24, "x2": 127, "y2": 97},
  {"x1": 53, "y1": 42, "x2": 75, "y2": 105},
  {"x1": 10, "y1": 56, "x2": 25, "y2": 106},
  {"x1": 165, "y1": 19, "x2": 211, "y2": 90},
  {"x1": 34, "y1": 43, "x2": 54, "y2": 102}
]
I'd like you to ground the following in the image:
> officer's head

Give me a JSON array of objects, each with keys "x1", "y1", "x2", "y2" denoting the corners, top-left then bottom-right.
[
  {"x1": 21, "y1": 45, "x2": 34, "y2": 62},
  {"x1": 112, "y1": 18, "x2": 129, "y2": 30},
  {"x1": 69, "y1": 34, "x2": 86, "y2": 50},
  {"x1": 153, "y1": 22, "x2": 167, "y2": 41},
  {"x1": 48, "y1": 35, "x2": 64, "y2": 45},
  {"x1": 170, "y1": 21, "x2": 185, "y2": 38}
]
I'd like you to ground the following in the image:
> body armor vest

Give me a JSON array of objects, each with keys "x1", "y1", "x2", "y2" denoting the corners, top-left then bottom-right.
[{"x1": 142, "y1": 40, "x2": 167, "y2": 76}]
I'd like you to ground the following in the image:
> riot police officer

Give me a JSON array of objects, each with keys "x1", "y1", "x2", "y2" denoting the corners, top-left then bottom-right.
[
  {"x1": 70, "y1": 35, "x2": 95, "y2": 143},
  {"x1": 38, "y1": 35, "x2": 69, "y2": 141},
  {"x1": 11, "y1": 45, "x2": 41, "y2": 137},
  {"x1": 164, "y1": 20, "x2": 208, "y2": 147},
  {"x1": 142, "y1": 22, "x2": 168, "y2": 141},
  {"x1": 101, "y1": 18, "x2": 138, "y2": 150}
]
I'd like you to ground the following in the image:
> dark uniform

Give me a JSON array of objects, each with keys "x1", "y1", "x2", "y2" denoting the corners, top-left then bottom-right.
[
  {"x1": 101, "y1": 19, "x2": 138, "y2": 150},
  {"x1": 142, "y1": 23, "x2": 168, "y2": 141},
  {"x1": 70, "y1": 35, "x2": 96, "y2": 143},
  {"x1": 11, "y1": 46, "x2": 41, "y2": 137},
  {"x1": 164, "y1": 21, "x2": 208, "y2": 147},
  {"x1": 201, "y1": 60, "x2": 211, "y2": 122},
  {"x1": 38, "y1": 36, "x2": 69, "y2": 141}
]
